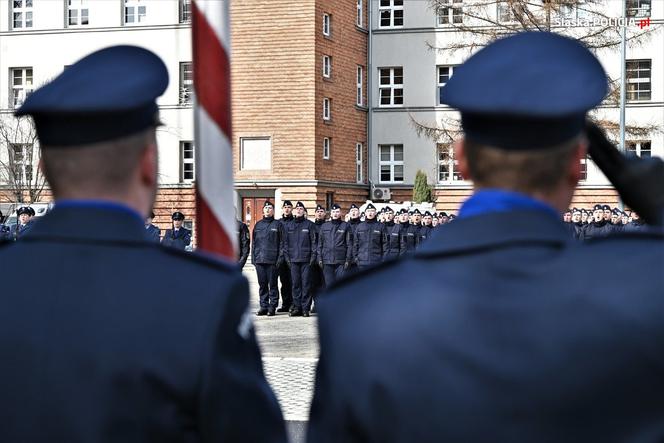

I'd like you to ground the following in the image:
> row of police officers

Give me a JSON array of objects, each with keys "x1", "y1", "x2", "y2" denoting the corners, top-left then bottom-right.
[{"x1": 562, "y1": 204, "x2": 649, "y2": 240}]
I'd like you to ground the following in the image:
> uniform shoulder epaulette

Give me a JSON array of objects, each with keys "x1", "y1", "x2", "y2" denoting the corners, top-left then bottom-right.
[
  {"x1": 327, "y1": 258, "x2": 403, "y2": 292},
  {"x1": 157, "y1": 244, "x2": 240, "y2": 274}
]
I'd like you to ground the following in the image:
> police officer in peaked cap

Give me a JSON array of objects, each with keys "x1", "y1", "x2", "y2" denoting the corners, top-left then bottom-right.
[
  {"x1": 8, "y1": 206, "x2": 33, "y2": 241},
  {"x1": 308, "y1": 32, "x2": 664, "y2": 443},
  {"x1": 161, "y1": 211, "x2": 192, "y2": 251},
  {"x1": 0, "y1": 45, "x2": 286, "y2": 442},
  {"x1": 144, "y1": 210, "x2": 161, "y2": 243}
]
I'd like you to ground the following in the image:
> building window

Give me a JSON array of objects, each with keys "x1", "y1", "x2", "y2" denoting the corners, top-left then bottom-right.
[
  {"x1": 179, "y1": 62, "x2": 194, "y2": 105},
  {"x1": 627, "y1": 140, "x2": 652, "y2": 158},
  {"x1": 323, "y1": 137, "x2": 331, "y2": 160},
  {"x1": 323, "y1": 13, "x2": 331, "y2": 36},
  {"x1": 179, "y1": 0, "x2": 191, "y2": 23},
  {"x1": 12, "y1": 0, "x2": 33, "y2": 29},
  {"x1": 379, "y1": 0, "x2": 403, "y2": 28},
  {"x1": 626, "y1": 59, "x2": 651, "y2": 101},
  {"x1": 356, "y1": 143, "x2": 363, "y2": 183},
  {"x1": 357, "y1": 66, "x2": 364, "y2": 106},
  {"x1": 437, "y1": 0, "x2": 463, "y2": 25},
  {"x1": 379, "y1": 67, "x2": 403, "y2": 107},
  {"x1": 240, "y1": 137, "x2": 271, "y2": 170},
  {"x1": 180, "y1": 141, "x2": 195, "y2": 183},
  {"x1": 627, "y1": 0, "x2": 651, "y2": 17},
  {"x1": 9, "y1": 144, "x2": 34, "y2": 183},
  {"x1": 67, "y1": 0, "x2": 89, "y2": 26},
  {"x1": 124, "y1": 0, "x2": 146, "y2": 24},
  {"x1": 438, "y1": 144, "x2": 462, "y2": 182},
  {"x1": 10, "y1": 68, "x2": 33, "y2": 109},
  {"x1": 357, "y1": 0, "x2": 363, "y2": 27},
  {"x1": 437, "y1": 65, "x2": 455, "y2": 104},
  {"x1": 326, "y1": 192, "x2": 334, "y2": 210},
  {"x1": 323, "y1": 98, "x2": 331, "y2": 120},
  {"x1": 379, "y1": 144, "x2": 404, "y2": 183},
  {"x1": 579, "y1": 156, "x2": 588, "y2": 181},
  {"x1": 323, "y1": 55, "x2": 331, "y2": 78}
]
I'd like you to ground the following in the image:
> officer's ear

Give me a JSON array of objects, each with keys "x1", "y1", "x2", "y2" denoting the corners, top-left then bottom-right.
[
  {"x1": 139, "y1": 139, "x2": 158, "y2": 189},
  {"x1": 455, "y1": 139, "x2": 471, "y2": 182}
]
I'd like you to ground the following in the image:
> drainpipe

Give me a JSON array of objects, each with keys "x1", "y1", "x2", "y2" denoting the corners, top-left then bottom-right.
[{"x1": 367, "y1": 0, "x2": 373, "y2": 196}]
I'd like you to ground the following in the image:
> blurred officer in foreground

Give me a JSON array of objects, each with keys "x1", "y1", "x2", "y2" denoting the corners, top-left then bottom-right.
[
  {"x1": 308, "y1": 32, "x2": 663, "y2": 443},
  {"x1": 161, "y1": 211, "x2": 191, "y2": 250},
  {"x1": 252, "y1": 201, "x2": 284, "y2": 316},
  {"x1": 144, "y1": 210, "x2": 160, "y2": 242},
  {"x1": 0, "y1": 45, "x2": 286, "y2": 443},
  {"x1": 237, "y1": 217, "x2": 250, "y2": 269}
]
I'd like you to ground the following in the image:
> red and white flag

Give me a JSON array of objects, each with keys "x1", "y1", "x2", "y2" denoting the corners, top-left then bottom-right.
[{"x1": 192, "y1": 0, "x2": 236, "y2": 259}]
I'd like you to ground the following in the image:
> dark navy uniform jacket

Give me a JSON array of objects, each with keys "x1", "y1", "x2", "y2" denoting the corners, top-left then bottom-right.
[
  {"x1": 237, "y1": 220, "x2": 250, "y2": 267},
  {"x1": 624, "y1": 220, "x2": 648, "y2": 233},
  {"x1": 0, "y1": 204, "x2": 287, "y2": 443},
  {"x1": 309, "y1": 209, "x2": 664, "y2": 443},
  {"x1": 161, "y1": 226, "x2": 191, "y2": 250},
  {"x1": 6, "y1": 222, "x2": 34, "y2": 241},
  {"x1": 145, "y1": 223, "x2": 160, "y2": 242},
  {"x1": 352, "y1": 219, "x2": 385, "y2": 267},
  {"x1": 383, "y1": 221, "x2": 402, "y2": 260},
  {"x1": 284, "y1": 216, "x2": 316, "y2": 264},
  {"x1": 580, "y1": 219, "x2": 614, "y2": 241},
  {"x1": 317, "y1": 219, "x2": 352, "y2": 265},
  {"x1": 399, "y1": 222, "x2": 419, "y2": 255},
  {"x1": 418, "y1": 225, "x2": 433, "y2": 246},
  {"x1": 252, "y1": 216, "x2": 284, "y2": 265}
]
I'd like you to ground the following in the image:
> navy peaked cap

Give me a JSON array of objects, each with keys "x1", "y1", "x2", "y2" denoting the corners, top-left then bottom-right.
[
  {"x1": 171, "y1": 212, "x2": 185, "y2": 221},
  {"x1": 441, "y1": 32, "x2": 607, "y2": 150},
  {"x1": 264, "y1": 201, "x2": 274, "y2": 208},
  {"x1": 295, "y1": 201, "x2": 305, "y2": 209},
  {"x1": 17, "y1": 207, "x2": 31, "y2": 216},
  {"x1": 331, "y1": 204, "x2": 341, "y2": 210},
  {"x1": 316, "y1": 204, "x2": 325, "y2": 211},
  {"x1": 16, "y1": 45, "x2": 168, "y2": 147},
  {"x1": 282, "y1": 200, "x2": 293, "y2": 207},
  {"x1": 366, "y1": 203, "x2": 376, "y2": 210}
]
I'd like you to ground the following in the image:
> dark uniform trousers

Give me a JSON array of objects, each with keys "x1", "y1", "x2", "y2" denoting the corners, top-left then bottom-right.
[
  {"x1": 323, "y1": 264, "x2": 345, "y2": 287},
  {"x1": 255, "y1": 264, "x2": 279, "y2": 310},
  {"x1": 290, "y1": 262, "x2": 313, "y2": 313},
  {"x1": 278, "y1": 217, "x2": 294, "y2": 309}
]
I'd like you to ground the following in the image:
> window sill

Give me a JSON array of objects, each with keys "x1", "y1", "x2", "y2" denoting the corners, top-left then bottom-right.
[
  {"x1": 355, "y1": 104, "x2": 369, "y2": 112},
  {"x1": 323, "y1": 76, "x2": 333, "y2": 82},
  {"x1": 323, "y1": 34, "x2": 333, "y2": 41},
  {"x1": 355, "y1": 25, "x2": 368, "y2": 34},
  {"x1": 323, "y1": 119, "x2": 333, "y2": 125}
]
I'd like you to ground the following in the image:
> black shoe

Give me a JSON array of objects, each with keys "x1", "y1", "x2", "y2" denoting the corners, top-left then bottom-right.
[
  {"x1": 289, "y1": 310, "x2": 303, "y2": 317},
  {"x1": 267, "y1": 309, "x2": 275, "y2": 316},
  {"x1": 277, "y1": 306, "x2": 291, "y2": 313},
  {"x1": 256, "y1": 309, "x2": 268, "y2": 316},
  {"x1": 303, "y1": 311, "x2": 310, "y2": 317}
]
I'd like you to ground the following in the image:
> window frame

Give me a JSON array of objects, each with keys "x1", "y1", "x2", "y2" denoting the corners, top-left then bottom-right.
[
  {"x1": 437, "y1": 65, "x2": 455, "y2": 104},
  {"x1": 180, "y1": 141, "x2": 195, "y2": 183},
  {"x1": 179, "y1": 62, "x2": 194, "y2": 105},
  {"x1": 437, "y1": 0, "x2": 463, "y2": 25},
  {"x1": 626, "y1": 0, "x2": 651, "y2": 17},
  {"x1": 626, "y1": 140, "x2": 652, "y2": 158},
  {"x1": 12, "y1": 0, "x2": 34, "y2": 30},
  {"x1": 378, "y1": 0, "x2": 404, "y2": 29},
  {"x1": 379, "y1": 144, "x2": 404, "y2": 184},
  {"x1": 357, "y1": 0, "x2": 363, "y2": 27},
  {"x1": 378, "y1": 67, "x2": 404, "y2": 107},
  {"x1": 179, "y1": 0, "x2": 192, "y2": 23},
  {"x1": 322, "y1": 55, "x2": 331, "y2": 78},
  {"x1": 356, "y1": 65, "x2": 364, "y2": 106},
  {"x1": 437, "y1": 143, "x2": 463, "y2": 183},
  {"x1": 323, "y1": 98, "x2": 331, "y2": 121},
  {"x1": 66, "y1": 0, "x2": 89, "y2": 27},
  {"x1": 323, "y1": 137, "x2": 331, "y2": 160},
  {"x1": 10, "y1": 67, "x2": 33, "y2": 109},
  {"x1": 626, "y1": 59, "x2": 651, "y2": 102},
  {"x1": 323, "y1": 13, "x2": 331, "y2": 36},
  {"x1": 9, "y1": 143, "x2": 34, "y2": 184},
  {"x1": 356, "y1": 143, "x2": 363, "y2": 184},
  {"x1": 124, "y1": 0, "x2": 147, "y2": 25}
]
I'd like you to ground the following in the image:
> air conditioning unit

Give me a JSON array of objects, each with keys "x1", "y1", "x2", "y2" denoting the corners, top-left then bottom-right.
[{"x1": 372, "y1": 187, "x2": 391, "y2": 201}]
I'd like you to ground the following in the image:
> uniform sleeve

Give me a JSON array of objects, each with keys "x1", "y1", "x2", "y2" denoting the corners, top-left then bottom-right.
[
  {"x1": 197, "y1": 275, "x2": 288, "y2": 443},
  {"x1": 352, "y1": 227, "x2": 359, "y2": 264},
  {"x1": 183, "y1": 230, "x2": 192, "y2": 246},
  {"x1": 251, "y1": 225, "x2": 257, "y2": 263},
  {"x1": 239, "y1": 225, "x2": 250, "y2": 267},
  {"x1": 345, "y1": 227, "x2": 353, "y2": 263},
  {"x1": 279, "y1": 223, "x2": 289, "y2": 263},
  {"x1": 317, "y1": 226, "x2": 324, "y2": 264},
  {"x1": 310, "y1": 223, "x2": 317, "y2": 263}
]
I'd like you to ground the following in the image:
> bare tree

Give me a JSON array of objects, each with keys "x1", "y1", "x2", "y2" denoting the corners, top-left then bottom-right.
[
  {"x1": 413, "y1": 0, "x2": 662, "y2": 145},
  {"x1": 0, "y1": 115, "x2": 47, "y2": 204}
]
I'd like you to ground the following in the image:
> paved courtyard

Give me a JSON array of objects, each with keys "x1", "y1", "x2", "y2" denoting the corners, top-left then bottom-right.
[{"x1": 243, "y1": 265, "x2": 319, "y2": 442}]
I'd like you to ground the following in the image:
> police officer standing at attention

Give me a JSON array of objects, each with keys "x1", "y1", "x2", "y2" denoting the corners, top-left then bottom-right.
[
  {"x1": 418, "y1": 211, "x2": 434, "y2": 246},
  {"x1": 277, "y1": 200, "x2": 294, "y2": 312},
  {"x1": 317, "y1": 203, "x2": 353, "y2": 286},
  {"x1": 8, "y1": 207, "x2": 33, "y2": 241},
  {"x1": 252, "y1": 201, "x2": 284, "y2": 316},
  {"x1": 144, "y1": 211, "x2": 161, "y2": 242},
  {"x1": 310, "y1": 204, "x2": 327, "y2": 306},
  {"x1": 237, "y1": 217, "x2": 250, "y2": 269},
  {"x1": 400, "y1": 209, "x2": 419, "y2": 255},
  {"x1": 581, "y1": 204, "x2": 613, "y2": 241},
  {"x1": 1, "y1": 45, "x2": 286, "y2": 442},
  {"x1": 352, "y1": 203, "x2": 385, "y2": 271},
  {"x1": 382, "y1": 206, "x2": 402, "y2": 260},
  {"x1": 309, "y1": 32, "x2": 664, "y2": 442},
  {"x1": 284, "y1": 201, "x2": 317, "y2": 317},
  {"x1": 161, "y1": 211, "x2": 191, "y2": 250}
]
